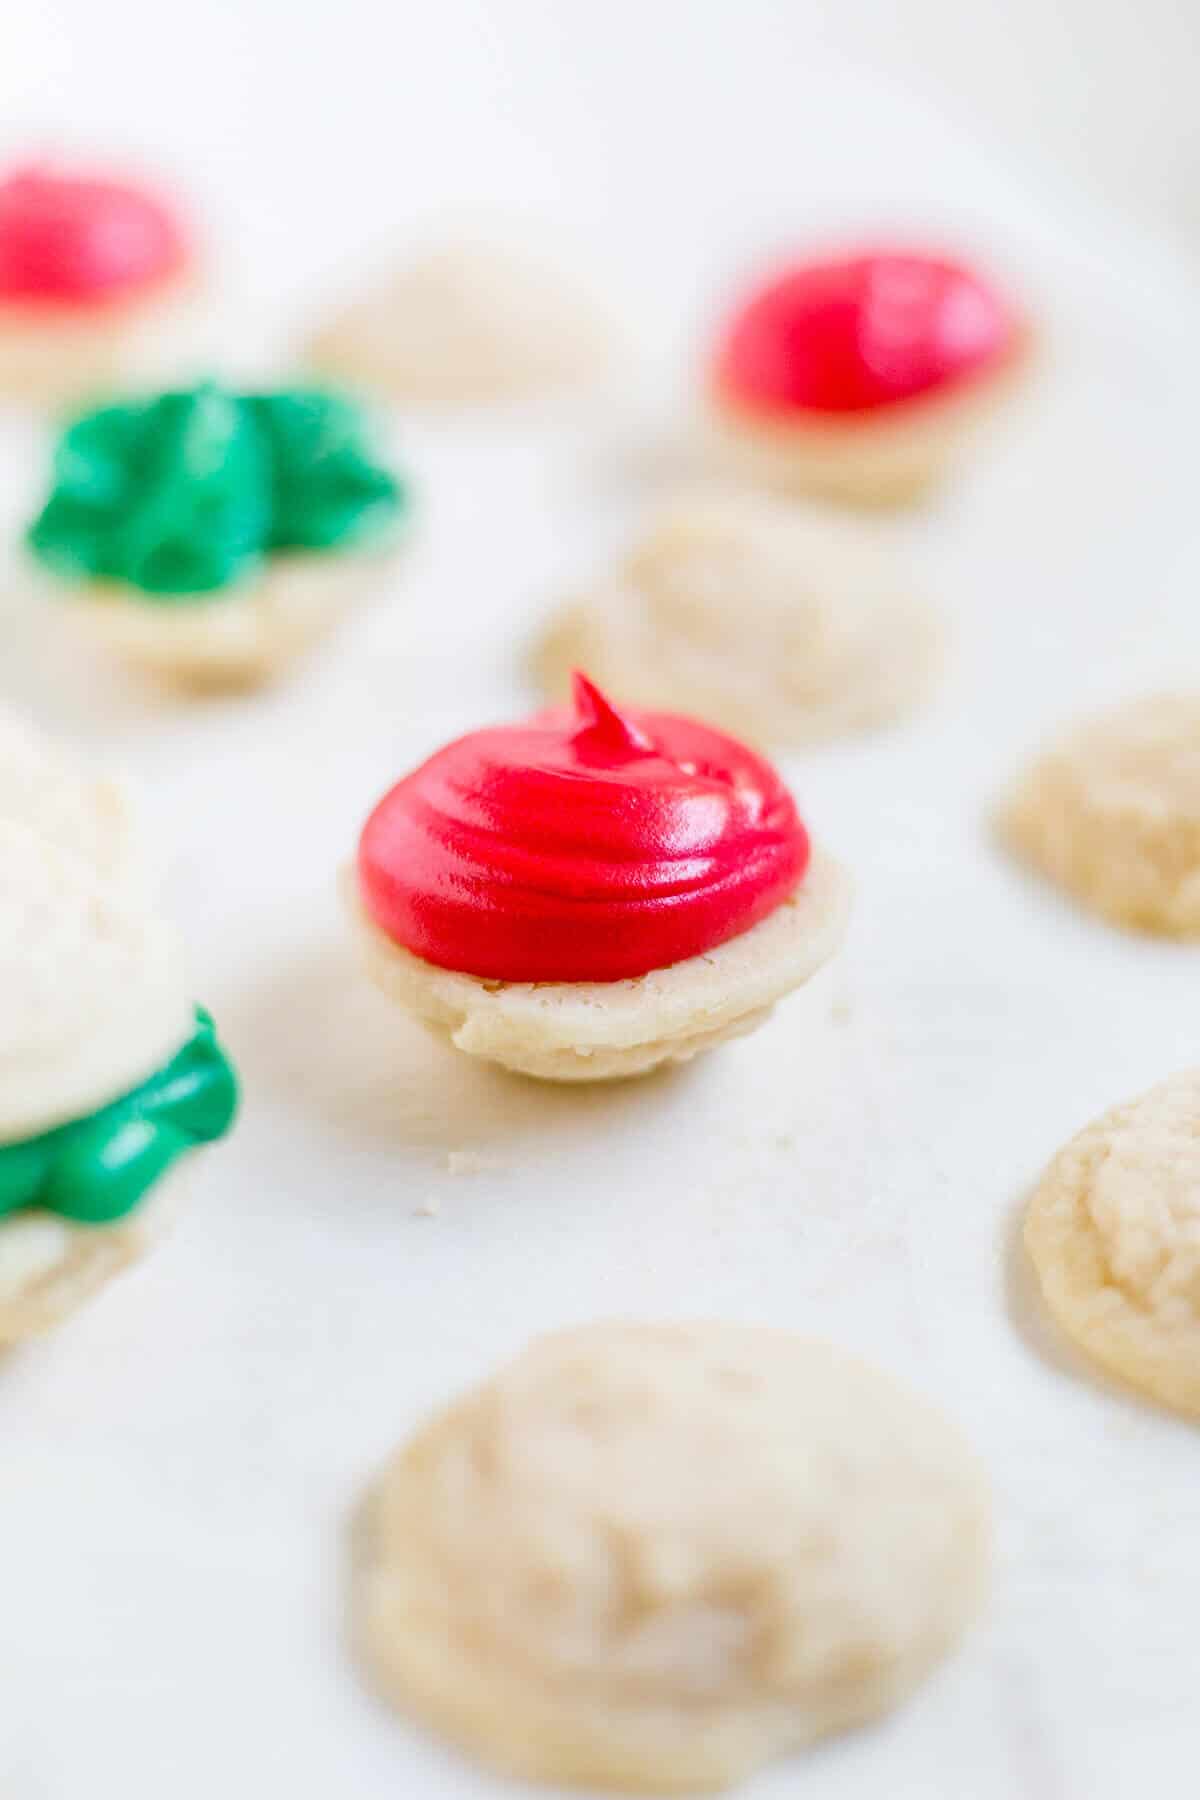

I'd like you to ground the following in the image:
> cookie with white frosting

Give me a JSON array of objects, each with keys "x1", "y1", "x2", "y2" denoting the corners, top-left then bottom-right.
[{"x1": 0, "y1": 820, "x2": 238, "y2": 1343}]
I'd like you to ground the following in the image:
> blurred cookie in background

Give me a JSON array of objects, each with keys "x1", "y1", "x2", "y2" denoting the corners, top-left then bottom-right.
[
  {"x1": 707, "y1": 246, "x2": 1029, "y2": 507},
  {"x1": 0, "y1": 162, "x2": 203, "y2": 410},
  {"x1": 305, "y1": 241, "x2": 620, "y2": 409},
  {"x1": 24, "y1": 381, "x2": 411, "y2": 690},
  {"x1": 535, "y1": 489, "x2": 942, "y2": 746},
  {"x1": 999, "y1": 693, "x2": 1200, "y2": 938}
]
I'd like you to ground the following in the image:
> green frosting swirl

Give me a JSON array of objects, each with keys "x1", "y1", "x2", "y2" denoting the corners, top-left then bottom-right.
[
  {"x1": 27, "y1": 383, "x2": 406, "y2": 598},
  {"x1": 0, "y1": 1008, "x2": 239, "y2": 1225}
]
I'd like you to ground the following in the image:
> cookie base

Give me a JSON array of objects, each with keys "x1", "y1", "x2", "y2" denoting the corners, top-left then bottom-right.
[
  {"x1": 0, "y1": 276, "x2": 202, "y2": 410},
  {"x1": 0, "y1": 1175, "x2": 180, "y2": 1346},
  {"x1": 50, "y1": 548, "x2": 398, "y2": 691},
  {"x1": 709, "y1": 345, "x2": 1028, "y2": 508},
  {"x1": 346, "y1": 850, "x2": 851, "y2": 1082}
]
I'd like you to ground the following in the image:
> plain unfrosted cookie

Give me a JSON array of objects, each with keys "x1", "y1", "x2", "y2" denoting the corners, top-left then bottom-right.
[
  {"x1": 0, "y1": 819, "x2": 192, "y2": 1140},
  {"x1": 535, "y1": 493, "x2": 941, "y2": 746},
  {"x1": 306, "y1": 243, "x2": 617, "y2": 407},
  {"x1": 356, "y1": 1321, "x2": 990, "y2": 1793},
  {"x1": 1000, "y1": 694, "x2": 1200, "y2": 937},
  {"x1": 0, "y1": 706, "x2": 147, "y2": 891},
  {"x1": 1026, "y1": 1070, "x2": 1200, "y2": 1415},
  {"x1": 346, "y1": 849, "x2": 851, "y2": 1082}
]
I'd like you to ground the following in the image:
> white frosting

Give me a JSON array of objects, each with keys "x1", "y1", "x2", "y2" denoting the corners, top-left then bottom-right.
[{"x1": 0, "y1": 820, "x2": 192, "y2": 1140}]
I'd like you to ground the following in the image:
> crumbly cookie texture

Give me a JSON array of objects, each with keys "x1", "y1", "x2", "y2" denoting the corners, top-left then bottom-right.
[
  {"x1": 0, "y1": 819, "x2": 192, "y2": 1139},
  {"x1": 535, "y1": 493, "x2": 941, "y2": 747},
  {"x1": 0, "y1": 1177, "x2": 178, "y2": 1345},
  {"x1": 1026, "y1": 1070, "x2": 1200, "y2": 1416},
  {"x1": 0, "y1": 706, "x2": 148, "y2": 893},
  {"x1": 1000, "y1": 694, "x2": 1200, "y2": 937},
  {"x1": 307, "y1": 243, "x2": 617, "y2": 407},
  {"x1": 356, "y1": 1321, "x2": 990, "y2": 1793},
  {"x1": 346, "y1": 849, "x2": 851, "y2": 1082},
  {"x1": 52, "y1": 548, "x2": 395, "y2": 690},
  {"x1": 709, "y1": 348, "x2": 1025, "y2": 508}
]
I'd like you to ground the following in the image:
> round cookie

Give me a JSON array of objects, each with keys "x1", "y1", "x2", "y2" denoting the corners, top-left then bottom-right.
[
  {"x1": 26, "y1": 383, "x2": 408, "y2": 690},
  {"x1": 306, "y1": 243, "x2": 617, "y2": 407},
  {"x1": 1000, "y1": 694, "x2": 1200, "y2": 937},
  {"x1": 707, "y1": 248, "x2": 1026, "y2": 507},
  {"x1": 0, "y1": 706, "x2": 148, "y2": 892},
  {"x1": 1026, "y1": 1070, "x2": 1200, "y2": 1416},
  {"x1": 349, "y1": 677, "x2": 851, "y2": 1081},
  {"x1": 356, "y1": 1321, "x2": 990, "y2": 1793},
  {"x1": 0, "y1": 164, "x2": 199, "y2": 409},
  {"x1": 535, "y1": 493, "x2": 941, "y2": 747},
  {"x1": 347, "y1": 847, "x2": 849, "y2": 1081}
]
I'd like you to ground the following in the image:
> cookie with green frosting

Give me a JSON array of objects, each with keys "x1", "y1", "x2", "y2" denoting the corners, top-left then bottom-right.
[
  {"x1": 0, "y1": 1008, "x2": 239, "y2": 1225},
  {"x1": 27, "y1": 382, "x2": 406, "y2": 598}
]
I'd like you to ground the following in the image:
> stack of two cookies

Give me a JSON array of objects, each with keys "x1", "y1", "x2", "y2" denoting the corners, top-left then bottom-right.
[{"x1": 0, "y1": 711, "x2": 238, "y2": 1344}]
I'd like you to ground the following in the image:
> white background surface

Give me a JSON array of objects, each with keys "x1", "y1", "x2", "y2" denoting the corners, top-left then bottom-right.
[{"x1": 2, "y1": 7, "x2": 1200, "y2": 1798}]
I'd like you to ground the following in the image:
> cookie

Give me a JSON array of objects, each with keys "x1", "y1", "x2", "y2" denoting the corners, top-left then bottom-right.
[
  {"x1": 0, "y1": 164, "x2": 199, "y2": 408},
  {"x1": 349, "y1": 675, "x2": 850, "y2": 1081},
  {"x1": 356, "y1": 1321, "x2": 990, "y2": 1792},
  {"x1": 535, "y1": 492, "x2": 941, "y2": 746},
  {"x1": 1026, "y1": 1069, "x2": 1200, "y2": 1415},
  {"x1": 1000, "y1": 694, "x2": 1200, "y2": 937},
  {"x1": 347, "y1": 848, "x2": 849, "y2": 1081},
  {"x1": 306, "y1": 243, "x2": 617, "y2": 407},
  {"x1": 0, "y1": 820, "x2": 238, "y2": 1341},
  {"x1": 27, "y1": 383, "x2": 408, "y2": 690},
  {"x1": 708, "y1": 248, "x2": 1026, "y2": 507}
]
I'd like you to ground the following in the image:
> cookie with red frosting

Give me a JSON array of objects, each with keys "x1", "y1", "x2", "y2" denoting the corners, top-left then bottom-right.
[
  {"x1": 347, "y1": 674, "x2": 851, "y2": 1081},
  {"x1": 709, "y1": 248, "x2": 1027, "y2": 505},
  {"x1": 0, "y1": 164, "x2": 199, "y2": 407}
]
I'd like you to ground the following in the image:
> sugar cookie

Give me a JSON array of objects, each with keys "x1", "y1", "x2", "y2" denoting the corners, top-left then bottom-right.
[
  {"x1": 357, "y1": 1321, "x2": 990, "y2": 1792},
  {"x1": 708, "y1": 248, "x2": 1026, "y2": 506},
  {"x1": 0, "y1": 163, "x2": 200, "y2": 408},
  {"x1": 0, "y1": 821, "x2": 238, "y2": 1342},
  {"x1": 307, "y1": 243, "x2": 616, "y2": 407},
  {"x1": 27, "y1": 382, "x2": 408, "y2": 689},
  {"x1": 349, "y1": 675, "x2": 850, "y2": 1081},
  {"x1": 1000, "y1": 694, "x2": 1200, "y2": 937},
  {"x1": 1026, "y1": 1069, "x2": 1200, "y2": 1415},
  {"x1": 535, "y1": 492, "x2": 941, "y2": 746}
]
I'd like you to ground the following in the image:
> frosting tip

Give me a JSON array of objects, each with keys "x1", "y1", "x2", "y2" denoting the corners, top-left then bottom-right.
[{"x1": 570, "y1": 670, "x2": 654, "y2": 752}]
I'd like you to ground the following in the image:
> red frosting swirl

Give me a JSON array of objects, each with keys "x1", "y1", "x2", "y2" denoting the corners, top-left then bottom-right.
[
  {"x1": 358, "y1": 674, "x2": 810, "y2": 982},
  {"x1": 714, "y1": 248, "x2": 1017, "y2": 416},
  {"x1": 0, "y1": 166, "x2": 188, "y2": 304}
]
